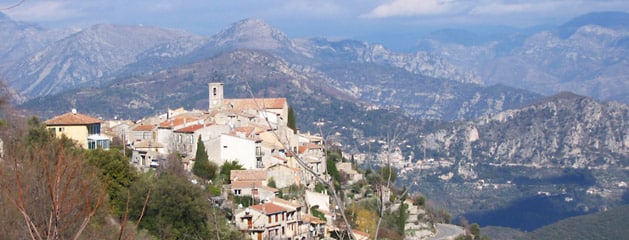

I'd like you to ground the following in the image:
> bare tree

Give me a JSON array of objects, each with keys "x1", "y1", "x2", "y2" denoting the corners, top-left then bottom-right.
[
  {"x1": 374, "y1": 131, "x2": 400, "y2": 240},
  {"x1": 0, "y1": 126, "x2": 106, "y2": 240}
]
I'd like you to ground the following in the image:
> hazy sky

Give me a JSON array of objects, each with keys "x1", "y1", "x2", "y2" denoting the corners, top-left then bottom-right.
[{"x1": 2, "y1": 0, "x2": 629, "y2": 42}]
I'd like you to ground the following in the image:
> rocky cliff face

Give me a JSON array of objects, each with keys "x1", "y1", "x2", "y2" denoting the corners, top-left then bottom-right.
[
  {"x1": 296, "y1": 38, "x2": 482, "y2": 84},
  {"x1": 424, "y1": 92, "x2": 629, "y2": 168}
]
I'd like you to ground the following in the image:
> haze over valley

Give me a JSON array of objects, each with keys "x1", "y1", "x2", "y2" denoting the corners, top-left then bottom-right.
[{"x1": 2, "y1": 2, "x2": 629, "y2": 238}]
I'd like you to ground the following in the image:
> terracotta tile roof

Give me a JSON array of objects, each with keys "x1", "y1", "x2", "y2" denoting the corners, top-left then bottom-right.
[
  {"x1": 302, "y1": 214, "x2": 326, "y2": 224},
  {"x1": 298, "y1": 143, "x2": 323, "y2": 154},
  {"x1": 230, "y1": 181, "x2": 279, "y2": 193},
  {"x1": 298, "y1": 146, "x2": 307, "y2": 154},
  {"x1": 231, "y1": 169, "x2": 267, "y2": 182},
  {"x1": 261, "y1": 185, "x2": 279, "y2": 192},
  {"x1": 132, "y1": 124, "x2": 155, "y2": 131},
  {"x1": 174, "y1": 124, "x2": 211, "y2": 133},
  {"x1": 231, "y1": 180, "x2": 264, "y2": 189},
  {"x1": 305, "y1": 143, "x2": 323, "y2": 149},
  {"x1": 224, "y1": 98, "x2": 287, "y2": 112},
  {"x1": 234, "y1": 126, "x2": 255, "y2": 135},
  {"x1": 158, "y1": 117, "x2": 200, "y2": 128},
  {"x1": 268, "y1": 163, "x2": 297, "y2": 171},
  {"x1": 270, "y1": 198, "x2": 302, "y2": 209},
  {"x1": 45, "y1": 112, "x2": 102, "y2": 125},
  {"x1": 250, "y1": 202, "x2": 287, "y2": 215}
]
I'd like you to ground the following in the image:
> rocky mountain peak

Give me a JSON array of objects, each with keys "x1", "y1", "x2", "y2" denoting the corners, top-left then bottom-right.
[
  {"x1": 534, "y1": 91, "x2": 587, "y2": 105},
  {"x1": 557, "y1": 11, "x2": 629, "y2": 38},
  {"x1": 3, "y1": 23, "x2": 196, "y2": 98},
  {"x1": 211, "y1": 18, "x2": 292, "y2": 51}
]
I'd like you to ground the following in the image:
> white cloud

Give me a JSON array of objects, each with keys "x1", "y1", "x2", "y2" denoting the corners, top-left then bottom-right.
[
  {"x1": 3, "y1": 1, "x2": 82, "y2": 22},
  {"x1": 364, "y1": 0, "x2": 460, "y2": 18},
  {"x1": 469, "y1": 0, "x2": 568, "y2": 15}
]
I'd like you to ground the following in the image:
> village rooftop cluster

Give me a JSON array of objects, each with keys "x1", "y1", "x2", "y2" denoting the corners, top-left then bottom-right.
[{"x1": 40, "y1": 82, "x2": 369, "y2": 240}]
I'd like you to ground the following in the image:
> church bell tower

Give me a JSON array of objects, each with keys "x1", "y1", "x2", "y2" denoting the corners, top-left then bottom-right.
[{"x1": 208, "y1": 82, "x2": 224, "y2": 111}]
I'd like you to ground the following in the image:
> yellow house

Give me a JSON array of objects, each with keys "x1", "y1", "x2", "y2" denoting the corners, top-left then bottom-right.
[{"x1": 44, "y1": 110, "x2": 110, "y2": 150}]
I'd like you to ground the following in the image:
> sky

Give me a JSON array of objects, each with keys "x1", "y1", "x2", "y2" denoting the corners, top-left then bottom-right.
[{"x1": 2, "y1": 0, "x2": 629, "y2": 47}]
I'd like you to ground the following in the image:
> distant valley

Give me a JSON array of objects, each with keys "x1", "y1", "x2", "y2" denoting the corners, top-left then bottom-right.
[{"x1": 2, "y1": 10, "x2": 629, "y2": 234}]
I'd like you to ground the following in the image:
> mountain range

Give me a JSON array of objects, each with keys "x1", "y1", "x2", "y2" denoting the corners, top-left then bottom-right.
[
  {"x1": 2, "y1": 10, "x2": 629, "y2": 234},
  {"x1": 417, "y1": 11, "x2": 629, "y2": 103}
]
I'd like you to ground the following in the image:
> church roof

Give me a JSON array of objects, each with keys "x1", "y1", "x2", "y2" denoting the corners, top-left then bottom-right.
[{"x1": 224, "y1": 98, "x2": 286, "y2": 112}]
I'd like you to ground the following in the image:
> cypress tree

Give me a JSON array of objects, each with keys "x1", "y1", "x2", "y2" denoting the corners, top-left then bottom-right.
[
  {"x1": 192, "y1": 135, "x2": 217, "y2": 181},
  {"x1": 287, "y1": 106, "x2": 297, "y2": 133}
]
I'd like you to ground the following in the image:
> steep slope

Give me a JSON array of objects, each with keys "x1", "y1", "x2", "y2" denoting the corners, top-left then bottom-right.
[
  {"x1": 3, "y1": 24, "x2": 196, "y2": 98},
  {"x1": 398, "y1": 92, "x2": 629, "y2": 230},
  {"x1": 309, "y1": 60, "x2": 539, "y2": 120},
  {"x1": 207, "y1": 18, "x2": 298, "y2": 53},
  {"x1": 295, "y1": 38, "x2": 482, "y2": 84},
  {"x1": 523, "y1": 204, "x2": 629, "y2": 240},
  {"x1": 0, "y1": 12, "x2": 73, "y2": 64},
  {"x1": 481, "y1": 22, "x2": 629, "y2": 101},
  {"x1": 122, "y1": 18, "x2": 300, "y2": 76},
  {"x1": 424, "y1": 92, "x2": 629, "y2": 167}
]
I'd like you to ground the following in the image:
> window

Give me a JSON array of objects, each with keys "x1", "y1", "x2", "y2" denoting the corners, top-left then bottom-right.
[
  {"x1": 88, "y1": 139, "x2": 110, "y2": 150},
  {"x1": 87, "y1": 124, "x2": 100, "y2": 135},
  {"x1": 97, "y1": 139, "x2": 110, "y2": 149},
  {"x1": 234, "y1": 189, "x2": 241, "y2": 195},
  {"x1": 213, "y1": 87, "x2": 217, "y2": 96}
]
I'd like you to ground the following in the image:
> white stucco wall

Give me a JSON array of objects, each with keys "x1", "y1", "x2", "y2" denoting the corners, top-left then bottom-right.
[
  {"x1": 207, "y1": 134, "x2": 257, "y2": 169},
  {"x1": 305, "y1": 190, "x2": 330, "y2": 212}
]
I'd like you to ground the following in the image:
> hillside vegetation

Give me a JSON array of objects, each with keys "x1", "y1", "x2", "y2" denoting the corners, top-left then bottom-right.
[{"x1": 522, "y1": 204, "x2": 629, "y2": 240}]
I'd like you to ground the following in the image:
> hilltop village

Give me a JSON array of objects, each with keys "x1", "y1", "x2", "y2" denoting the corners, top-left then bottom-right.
[{"x1": 32, "y1": 82, "x2": 464, "y2": 240}]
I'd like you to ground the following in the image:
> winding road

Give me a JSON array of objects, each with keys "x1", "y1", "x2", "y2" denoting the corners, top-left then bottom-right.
[{"x1": 426, "y1": 223, "x2": 465, "y2": 240}]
